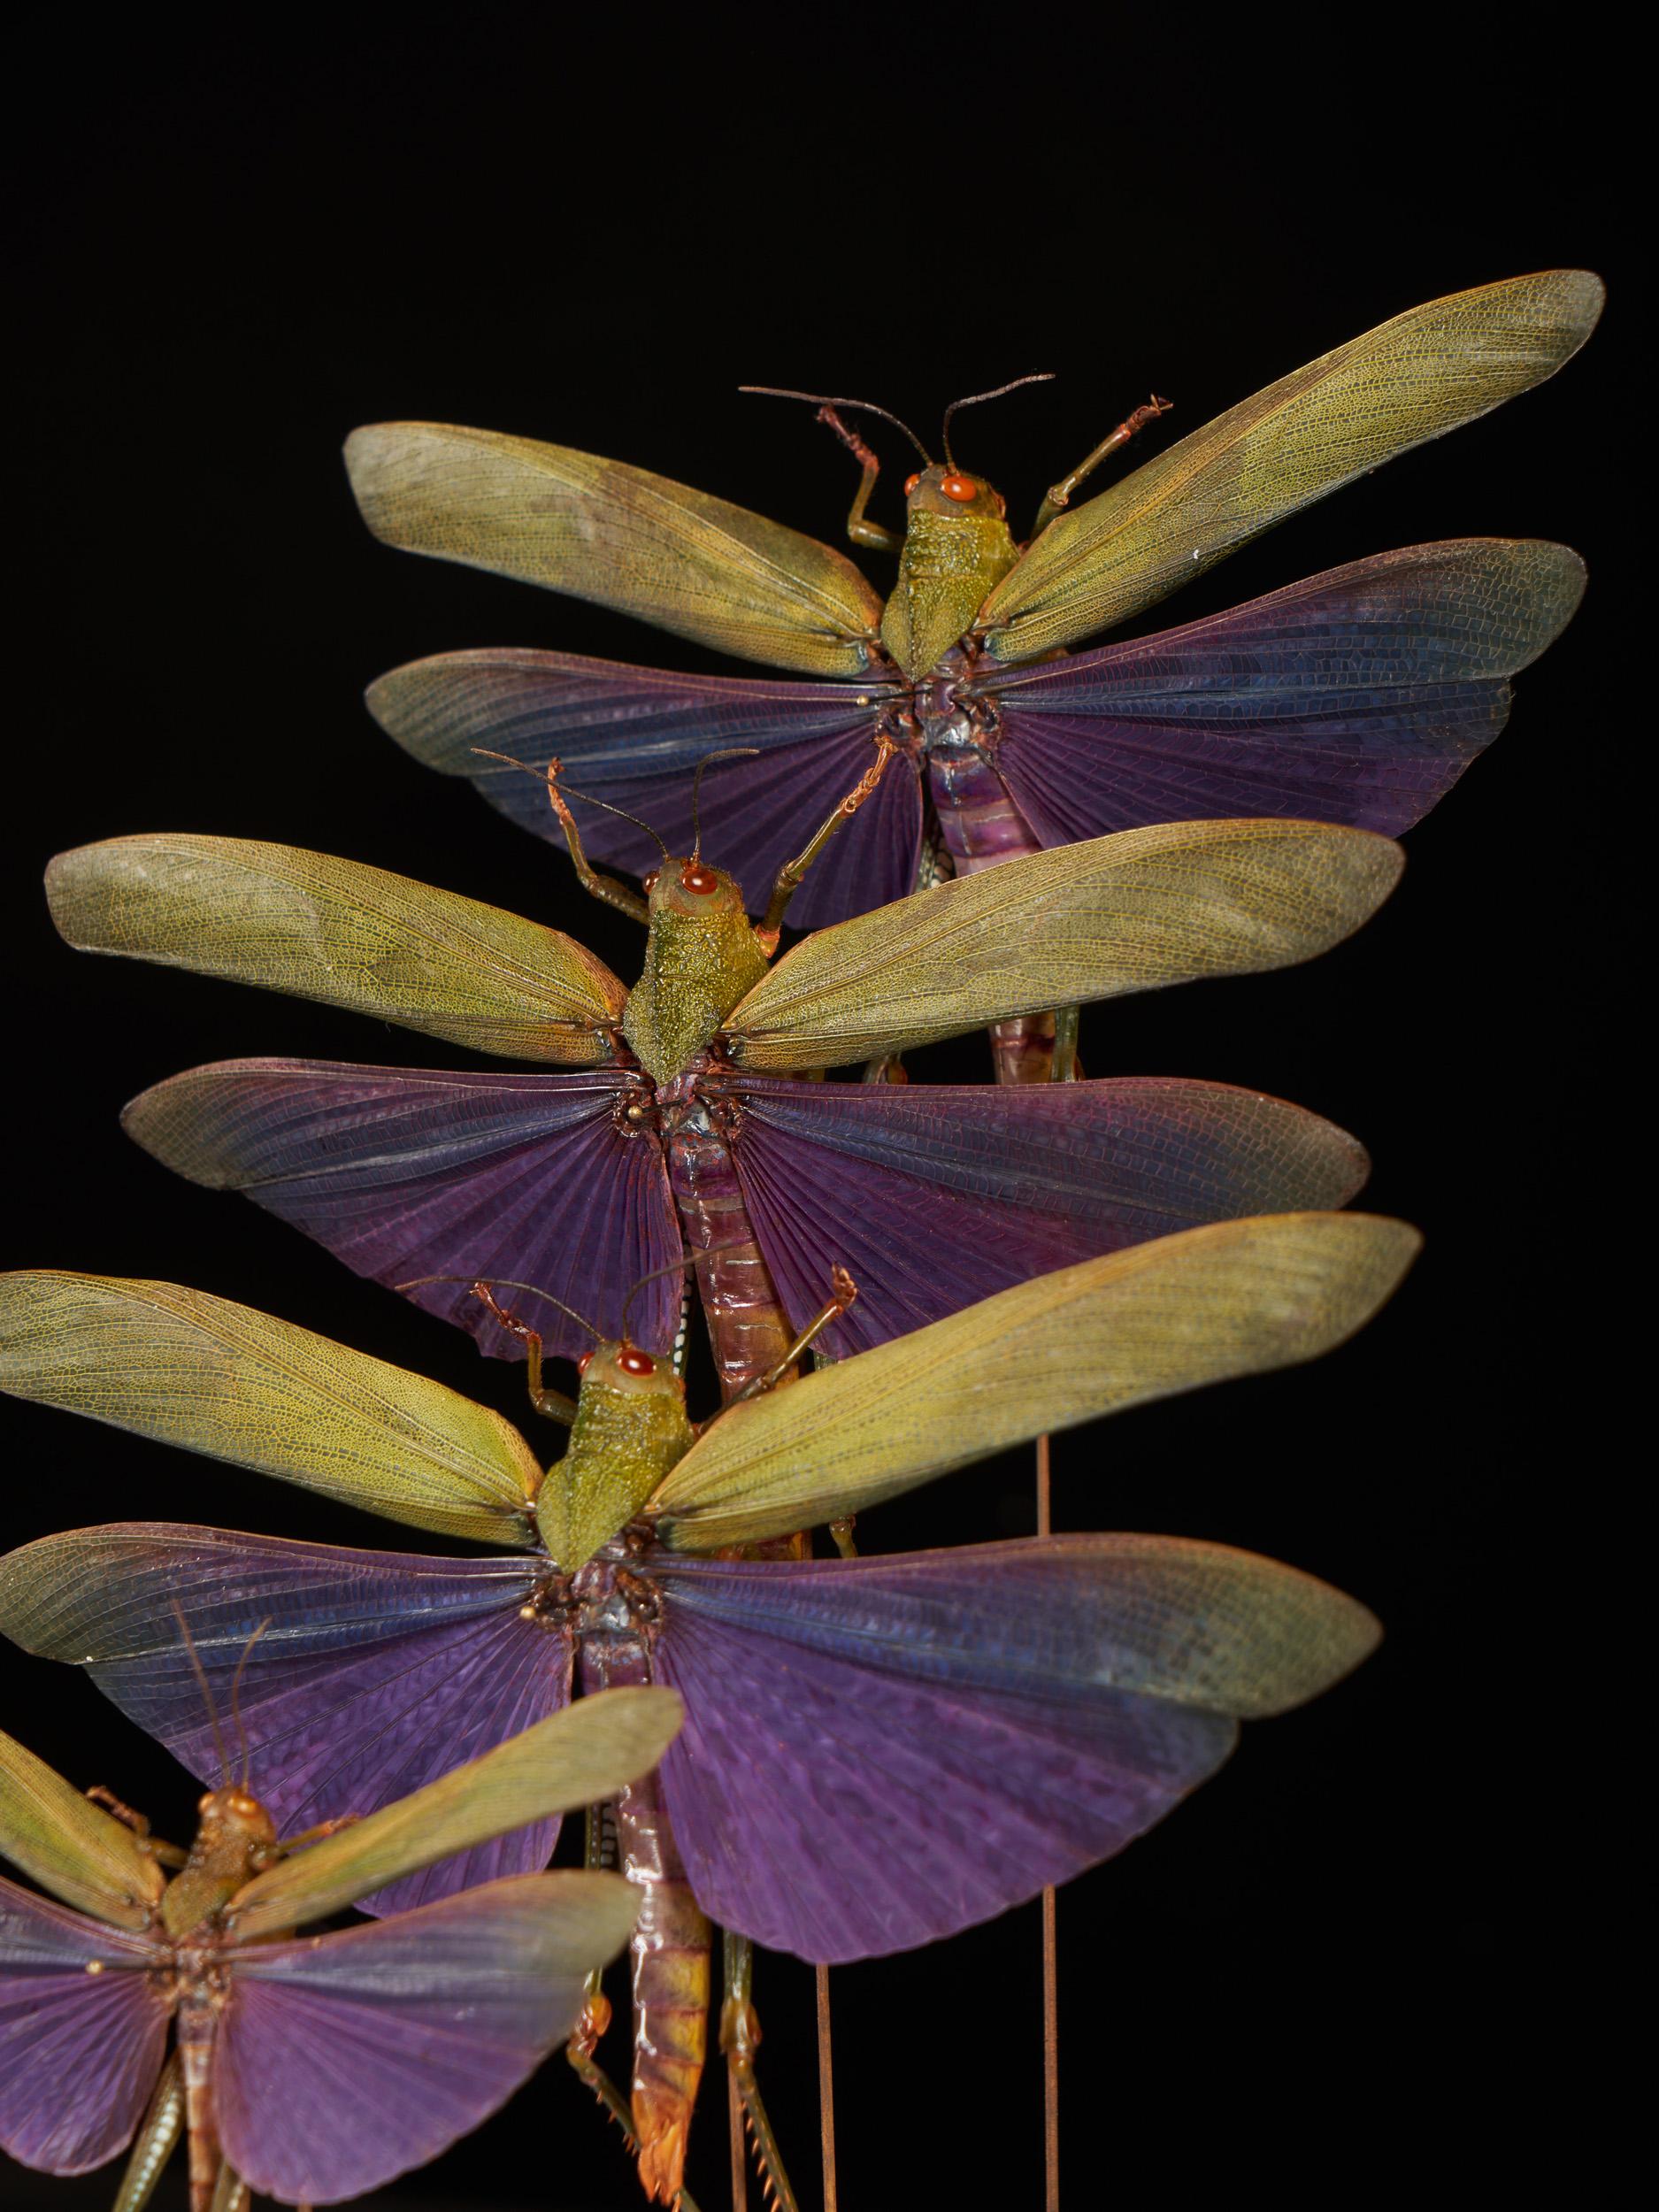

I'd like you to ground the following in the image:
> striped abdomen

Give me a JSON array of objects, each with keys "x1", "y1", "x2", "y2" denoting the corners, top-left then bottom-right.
[
  {"x1": 926, "y1": 725, "x2": 1057, "y2": 1085},
  {"x1": 661, "y1": 1072, "x2": 795, "y2": 1402},
  {"x1": 175, "y1": 1997, "x2": 222, "y2": 2212},
  {"x1": 581, "y1": 1634, "x2": 710, "y2": 2207}
]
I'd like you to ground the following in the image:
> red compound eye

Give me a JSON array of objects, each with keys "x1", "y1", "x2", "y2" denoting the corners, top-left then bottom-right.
[
  {"x1": 641, "y1": 868, "x2": 659, "y2": 893},
  {"x1": 903, "y1": 472, "x2": 921, "y2": 495},
  {"x1": 680, "y1": 862, "x2": 720, "y2": 895},
  {"x1": 617, "y1": 1346, "x2": 657, "y2": 1377},
  {"x1": 940, "y1": 473, "x2": 976, "y2": 503},
  {"x1": 577, "y1": 1350, "x2": 595, "y2": 1374}
]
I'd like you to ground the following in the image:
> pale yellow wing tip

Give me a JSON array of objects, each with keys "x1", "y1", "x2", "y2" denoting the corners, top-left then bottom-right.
[
  {"x1": 1247, "y1": 1595, "x2": 1384, "y2": 1721},
  {"x1": 595, "y1": 1682, "x2": 687, "y2": 1768},
  {"x1": 43, "y1": 843, "x2": 97, "y2": 946},
  {"x1": 345, "y1": 420, "x2": 513, "y2": 510},
  {"x1": 1340, "y1": 825, "x2": 1407, "y2": 898},
  {"x1": 342, "y1": 418, "x2": 428, "y2": 486},
  {"x1": 1544, "y1": 266, "x2": 1607, "y2": 334},
  {"x1": 1324, "y1": 1212, "x2": 1424, "y2": 1316},
  {"x1": 45, "y1": 838, "x2": 165, "y2": 950}
]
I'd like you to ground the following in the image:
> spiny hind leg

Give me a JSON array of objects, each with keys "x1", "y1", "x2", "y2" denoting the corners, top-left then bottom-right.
[
  {"x1": 111, "y1": 2053, "x2": 182, "y2": 2212},
  {"x1": 721, "y1": 1930, "x2": 800, "y2": 2212},
  {"x1": 566, "y1": 1984, "x2": 704, "y2": 2212}
]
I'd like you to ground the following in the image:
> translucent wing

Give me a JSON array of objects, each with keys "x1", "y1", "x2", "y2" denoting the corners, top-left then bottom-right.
[
  {"x1": 0, "y1": 1525, "x2": 566, "y2": 1915},
  {"x1": 122, "y1": 1060, "x2": 684, "y2": 1365},
  {"x1": 971, "y1": 540, "x2": 1587, "y2": 839},
  {"x1": 652, "y1": 1534, "x2": 1377, "y2": 1961},
  {"x1": 45, "y1": 834, "x2": 626, "y2": 1063},
  {"x1": 0, "y1": 1272, "x2": 542, "y2": 1545},
  {"x1": 653, "y1": 1212, "x2": 1419, "y2": 1546},
  {"x1": 344, "y1": 421, "x2": 884, "y2": 676},
  {"x1": 366, "y1": 649, "x2": 918, "y2": 929},
  {"x1": 216, "y1": 1872, "x2": 639, "y2": 2204},
  {"x1": 0, "y1": 1729, "x2": 164, "y2": 1930},
  {"x1": 982, "y1": 269, "x2": 1603, "y2": 658},
  {"x1": 0, "y1": 1876, "x2": 169, "y2": 2176},
  {"x1": 726, "y1": 818, "x2": 1403, "y2": 1071},
  {"x1": 227, "y1": 1686, "x2": 680, "y2": 1939},
  {"x1": 722, "y1": 1073, "x2": 1370, "y2": 1356}
]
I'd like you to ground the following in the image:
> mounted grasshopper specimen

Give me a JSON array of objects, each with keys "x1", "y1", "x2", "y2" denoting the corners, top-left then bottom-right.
[
  {"x1": 48, "y1": 814, "x2": 1399, "y2": 1397},
  {"x1": 0, "y1": 1218, "x2": 1413, "y2": 2201},
  {"x1": 346, "y1": 270, "x2": 1599, "y2": 1079},
  {"x1": 0, "y1": 1692, "x2": 680, "y2": 2206}
]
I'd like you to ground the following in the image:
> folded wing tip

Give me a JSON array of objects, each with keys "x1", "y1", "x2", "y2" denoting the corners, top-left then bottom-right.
[{"x1": 587, "y1": 1680, "x2": 686, "y2": 1770}]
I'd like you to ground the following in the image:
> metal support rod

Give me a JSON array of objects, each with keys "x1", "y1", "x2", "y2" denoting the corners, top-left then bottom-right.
[
  {"x1": 817, "y1": 1962, "x2": 838, "y2": 2211},
  {"x1": 1037, "y1": 1431, "x2": 1060, "y2": 2210}
]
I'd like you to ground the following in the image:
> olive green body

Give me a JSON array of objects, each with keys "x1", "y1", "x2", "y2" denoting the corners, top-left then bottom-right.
[
  {"x1": 158, "y1": 1790, "x2": 280, "y2": 1939},
  {"x1": 620, "y1": 872, "x2": 771, "y2": 1084},
  {"x1": 879, "y1": 468, "x2": 1020, "y2": 679},
  {"x1": 535, "y1": 1347, "x2": 697, "y2": 1572}
]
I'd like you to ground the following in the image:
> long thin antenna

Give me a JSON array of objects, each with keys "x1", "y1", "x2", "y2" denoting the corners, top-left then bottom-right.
[
  {"x1": 691, "y1": 748, "x2": 761, "y2": 862},
  {"x1": 471, "y1": 748, "x2": 671, "y2": 860},
  {"x1": 739, "y1": 386, "x2": 933, "y2": 466},
  {"x1": 396, "y1": 1273, "x2": 605, "y2": 1342},
  {"x1": 170, "y1": 1603, "x2": 230, "y2": 1786},
  {"x1": 940, "y1": 372, "x2": 1056, "y2": 469},
  {"x1": 227, "y1": 1621, "x2": 270, "y2": 1791}
]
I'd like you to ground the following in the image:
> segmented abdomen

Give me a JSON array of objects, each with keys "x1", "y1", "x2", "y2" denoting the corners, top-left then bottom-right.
[
  {"x1": 175, "y1": 2000, "x2": 221, "y2": 2212},
  {"x1": 664, "y1": 1089, "x2": 795, "y2": 1401},
  {"x1": 581, "y1": 1635, "x2": 710, "y2": 2208},
  {"x1": 926, "y1": 736, "x2": 1058, "y2": 1085}
]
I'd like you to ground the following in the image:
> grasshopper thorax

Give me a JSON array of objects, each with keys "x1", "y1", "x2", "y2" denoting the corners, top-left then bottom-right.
[
  {"x1": 882, "y1": 467, "x2": 1020, "y2": 680},
  {"x1": 534, "y1": 1340, "x2": 695, "y2": 1575},
  {"x1": 160, "y1": 1785, "x2": 281, "y2": 1938},
  {"x1": 621, "y1": 858, "x2": 770, "y2": 1082}
]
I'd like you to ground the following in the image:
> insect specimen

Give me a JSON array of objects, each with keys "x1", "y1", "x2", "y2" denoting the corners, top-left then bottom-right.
[
  {"x1": 0, "y1": 1689, "x2": 680, "y2": 2205},
  {"x1": 344, "y1": 271, "x2": 1599, "y2": 1077},
  {"x1": 0, "y1": 1217, "x2": 1414, "y2": 2198},
  {"x1": 47, "y1": 814, "x2": 1400, "y2": 1394}
]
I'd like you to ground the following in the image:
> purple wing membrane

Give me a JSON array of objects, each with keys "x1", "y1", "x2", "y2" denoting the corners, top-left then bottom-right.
[
  {"x1": 122, "y1": 1060, "x2": 684, "y2": 1363},
  {"x1": 0, "y1": 1877, "x2": 169, "y2": 2175},
  {"x1": 724, "y1": 1074, "x2": 1368, "y2": 1356},
  {"x1": 0, "y1": 1527, "x2": 565, "y2": 1913},
  {"x1": 217, "y1": 1877, "x2": 594, "y2": 2205},
  {"x1": 365, "y1": 648, "x2": 918, "y2": 929},
  {"x1": 968, "y1": 541, "x2": 1586, "y2": 842},
  {"x1": 652, "y1": 1540, "x2": 1237, "y2": 1962}
]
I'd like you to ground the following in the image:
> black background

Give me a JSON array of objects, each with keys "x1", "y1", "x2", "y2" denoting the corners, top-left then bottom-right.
[{"x1": 5, "y1": 21, "x2": 1630, "y2": 2210}]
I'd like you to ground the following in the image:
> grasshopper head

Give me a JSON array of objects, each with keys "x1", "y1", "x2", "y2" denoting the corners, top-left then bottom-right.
[
  {"x1": 902, "y1": 462, "x2": 1008, "y2": 520},
  {"x1": 193, "y1": 1786, "x2": 278, "y2": 1850}
]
